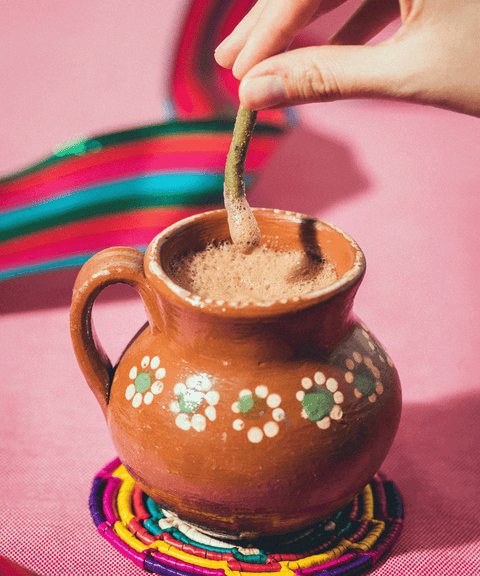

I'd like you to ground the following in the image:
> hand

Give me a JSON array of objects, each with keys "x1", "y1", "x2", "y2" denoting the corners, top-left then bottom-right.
[{"x1": 215, "y1": 0, "x2": 480, "y2": 117}]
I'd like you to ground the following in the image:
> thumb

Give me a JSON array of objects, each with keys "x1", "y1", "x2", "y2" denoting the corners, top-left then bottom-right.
[{"x1": 238, "y1": 42, "x2": 414, "y2": 109}]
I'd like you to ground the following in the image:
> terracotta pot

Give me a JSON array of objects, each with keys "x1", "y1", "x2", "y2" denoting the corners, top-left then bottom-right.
[{"x1": 70, "y1": 208, "x2": 401, "y2": 541}]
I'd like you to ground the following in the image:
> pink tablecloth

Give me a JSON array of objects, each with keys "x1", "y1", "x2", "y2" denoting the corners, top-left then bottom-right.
[{"x1": 1, "y1": 1, "x2": 479, "y2": 575}]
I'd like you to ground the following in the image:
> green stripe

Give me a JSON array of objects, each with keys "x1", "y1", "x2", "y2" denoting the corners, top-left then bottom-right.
[
  {"x1": 0, "y1": 171, "x2": 256, "y2": 242},
  {"x1": 0, "y1": 252, "x2": 100, "y2": 281},
  {"x1": 0, "y1": 120, "x2": 283, "y2": 185},
  {"x1": 0, "y1": 243, "x2": 154, "y2": 281}
]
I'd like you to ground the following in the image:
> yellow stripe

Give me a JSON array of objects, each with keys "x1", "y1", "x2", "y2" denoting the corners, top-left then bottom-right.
[
  {"x1": 226, "y1": 569, "x2": 294, "y2": 576},
  {"x1": 284, "y1": 541, "x2": 350, "y2": 570},
  {"x1": 150, "y1": 539, "x2": 172, "y2": 554},
  {"x1": 153, "y1": 542, "x2": 230, "y2": 570},
  {"x1": 284, "y1": 483, "x2": 379, "y2": 570},
  {"x1": 109, "y1": 465, "x2": 292, "y2": 574},
  {"x1": 112, "y1": 464, "x2": 127, "y2": 478},
  {"x1": 114, "y1": 521, "x2": 150, "y2": 552},
  {"x1": 360, "y1": 484, "x2": 374, "y2": 521},
  {"x1": 116, "y1": 474, "x2": 136, "y2": 524},
  {"x1": 149, "y1": 536, "x2": 297, "y2": 576},
  {"x1": 348, "y1": 519, "x2": 385, "y2": 552},
  {"x1": 108, "y1": 465, "x2": 383, "y2": 574}
]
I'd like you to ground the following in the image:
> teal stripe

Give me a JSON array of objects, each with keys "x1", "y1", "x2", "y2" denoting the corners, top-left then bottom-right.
[
  {"x1": 166, "y1": 527, "x2": 243, "y2": 556},
  {"x1": 145, "y1": 497, "x2": 165, "y2": 519},
  {"x1": 0, "y1": 171, "x2": 255, "y2": 242},
  {"x1": 0, "y1": 252, "x2": 98, "y2": 280},
  {"x1": 0, "y1": 120, "x2": 283, "y2": 184},
  {"x1": 0, "y1": 245, "x2": 149, "y2": 281},
  {"x1": 232, "y1": 549, "x2": 269, "y2": 564},
  {"x1": 143, "y1": 518, "x2": 163, "y2": 537}
]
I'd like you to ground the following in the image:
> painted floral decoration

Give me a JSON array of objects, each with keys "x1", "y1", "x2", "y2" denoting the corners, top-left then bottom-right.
[
  {"x1": 232, "y1": 385, "x2": 285, "y2": 443},
  {"x1": 297, "y1": 371, "x2": 344, "y2": 429},
  {"x1": 125, "y1": 355, "x2": 165, "y2": 408},
  {"x1": 344, "y1": 352, "x2": 384, "y2": 403},
  {"x1": 171, "y1": 373, "x2": 219, "y2": 432},
  {"x1": 360, "y1": 326, "x2": 393, "y2": 367}
]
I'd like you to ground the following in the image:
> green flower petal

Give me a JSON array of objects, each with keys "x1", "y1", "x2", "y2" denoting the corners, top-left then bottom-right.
[
  {"x1": 355, "y1": 366, "x2": 376, "y2": 397},
  {"x1": 135, "y1": 373, "x2": 151, "y2": 393},
  {"x1": 238, "y1": 394, "x2": 255, "y2": 414},
  {"x1": 302, "y1": 388, "x2": 334, "y2": 422}
]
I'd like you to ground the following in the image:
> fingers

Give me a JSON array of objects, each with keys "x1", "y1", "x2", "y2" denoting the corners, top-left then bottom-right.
[
  {"x1": 215, "y1": 0, "x2": 401, "y2": 81},
  {"x1": 329, "y1": 0, "x2": 401, "y2": 46},
  {"x1": 237, "y1": 40, "x2": 411, "y2": 109},
  {"x1": 218, "y1": 0, "x2": 480, "y2": 117},
  {"x1": 215, "y1": 0, "x2": 324, "y2": 79},
  {"x1": 214, "y1": 0, "x2": 269, "y2": 69}
]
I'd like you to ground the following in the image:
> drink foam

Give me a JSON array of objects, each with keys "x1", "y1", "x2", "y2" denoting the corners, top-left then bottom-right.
[
  {"x1": 223, "y1": 184, "x2": 261, "y2": 254},
  {"x1": 167, "y1": 242, "x2": 337, "y2": 303}
]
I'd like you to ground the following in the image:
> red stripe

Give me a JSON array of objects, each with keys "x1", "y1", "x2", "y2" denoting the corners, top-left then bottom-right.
[
  {"x1": 0, "y1": 207, "x2": 213, "y2": 270},
  {"x1": 132, "y1": 486, "x2": 150, "y2": 520},
  {"x1": 1, "y1": 134, "x2": 232, "y2": 197},
  {"x1": 213, "y1": 0, "x2": 253, "y2": 109},
  {"x1": 208, "y1": 0, "x2": 288, "y2": 127},
  {"x1": 172, "y1": 0, "x2": 219, "y2": 117},
  {"x1": 1, "y1": 135, "x2": 278, "y2": 210},
  {"x1": 227, "y1": 559, "x2": 281, "y2": 572}
]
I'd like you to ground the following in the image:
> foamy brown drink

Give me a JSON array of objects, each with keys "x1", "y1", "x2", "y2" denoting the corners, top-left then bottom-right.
[{"x1": 167, "y1": 241, "x2": 337, "y2": 303}]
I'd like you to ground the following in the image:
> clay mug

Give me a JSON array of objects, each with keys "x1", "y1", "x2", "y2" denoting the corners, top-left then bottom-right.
[{"x1": 70, "y1": 208, "x2": 401, "y2": 541}]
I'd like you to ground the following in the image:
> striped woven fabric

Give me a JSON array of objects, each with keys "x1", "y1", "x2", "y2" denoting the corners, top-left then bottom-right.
[{"x1": 0, "y1": 0, "x2": 294, "y2": 281}]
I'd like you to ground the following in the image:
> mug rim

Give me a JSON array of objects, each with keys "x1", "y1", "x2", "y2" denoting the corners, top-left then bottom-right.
[{"x1": 145, "y1": 208, "x2": 366, "y2": 317}]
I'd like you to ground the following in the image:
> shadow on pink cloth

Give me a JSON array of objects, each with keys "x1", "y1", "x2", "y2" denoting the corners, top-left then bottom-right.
[
  {"x1": 384, "y1": 391, "x2": 480, "y2": 557},
  {"x1": 0, "y1": 268, "x2": 129, "y2": 315},
  {"x1": 0, "y1": 557, "x2": 40, "y2": 576},
  {"x1": 249, "y1": 126, "x2": 369, "y2": 214}
]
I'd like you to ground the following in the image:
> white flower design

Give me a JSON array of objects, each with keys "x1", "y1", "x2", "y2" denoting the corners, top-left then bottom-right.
[
  {"x1": 344, "y1": 353, "x2": 384, "y2": 403},
  {"x1": 125, "y1": 355, "x2": 165, "y2": 408},
  {"x1": 170, "y1": 373, "x2": 219, "y2": 432},
  {"x1": 296, "y1": 371, "x2": 344, "y2": 429},
  {"x1": 231, "y1": 385, "x2": 285, "y2": 443}
]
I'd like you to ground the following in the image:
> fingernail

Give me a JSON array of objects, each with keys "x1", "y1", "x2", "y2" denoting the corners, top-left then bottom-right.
[
  {"x1": 240, "y1": 75, "x2": 287, "y2": 109},
  {"x1": 214, "y1": 38, "x2": 226, "y2": 53}
]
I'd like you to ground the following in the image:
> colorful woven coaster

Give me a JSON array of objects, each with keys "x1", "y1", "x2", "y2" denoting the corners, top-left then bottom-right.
[{"x1": 89, "y1": 458, "x2": 404, "y2": 575}]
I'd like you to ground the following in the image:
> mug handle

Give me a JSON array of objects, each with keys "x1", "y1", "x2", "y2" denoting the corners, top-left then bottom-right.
[{"x1": 70, "y1": 246, "x2": 160, "y2": 415}]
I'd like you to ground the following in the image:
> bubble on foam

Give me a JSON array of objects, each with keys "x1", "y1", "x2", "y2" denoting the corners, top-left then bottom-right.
[
  {"x1": 166, "y1": 243, "x2": 337, "y2": 304},
  {"x1": 223, "y1": 184, "x2": 260, "y2": 254}
]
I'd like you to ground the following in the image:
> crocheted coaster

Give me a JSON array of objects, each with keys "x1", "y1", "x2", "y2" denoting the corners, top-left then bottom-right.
[{"x1": 89, "y1": 458, "x2": 403, "y2": 575}]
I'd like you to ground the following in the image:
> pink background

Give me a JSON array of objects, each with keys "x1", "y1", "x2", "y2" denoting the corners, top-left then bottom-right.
[{"x1": 1, "y1": 1, "x2": 479, "y2": 574}]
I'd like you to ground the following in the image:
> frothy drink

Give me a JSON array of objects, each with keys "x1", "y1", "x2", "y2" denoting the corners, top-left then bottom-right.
[
  {"x1": 223, "y1": 184, "x2": 260, "y2": 254},
  {"x1": 167, "y1": 242, "x2": 337, "y2": 303}
]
